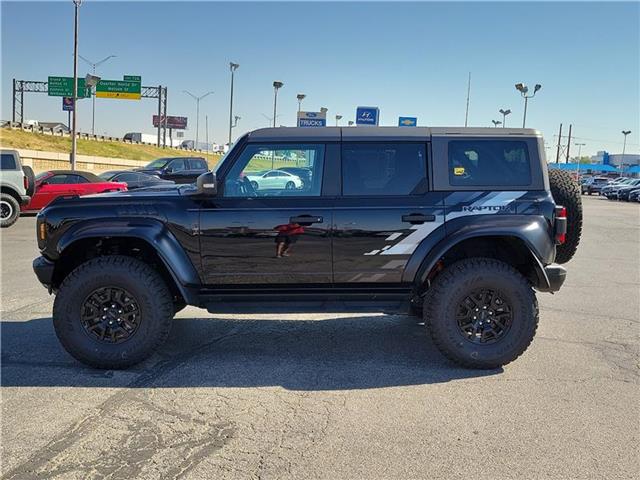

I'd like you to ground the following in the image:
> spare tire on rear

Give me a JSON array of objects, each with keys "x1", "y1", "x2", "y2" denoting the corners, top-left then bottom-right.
[
  {"x1": 548, "y1": 168, "x2": 582, "y2": 264},
  {"x1": 22, "y1": 165, "x2": 35, "y2": 197}
]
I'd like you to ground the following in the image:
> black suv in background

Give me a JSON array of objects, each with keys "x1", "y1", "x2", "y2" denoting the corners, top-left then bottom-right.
[
  {"x1": 33, "y1": 127, "x2": 582, "y2": 371},
  {"x1": 135, "y1": 156, "x2": 208, "y2": 184}
]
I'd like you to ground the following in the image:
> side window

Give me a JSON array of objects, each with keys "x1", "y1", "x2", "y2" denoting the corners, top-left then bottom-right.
[
  {"x1": 448, "y1": 140, "x2": 531, "y2": 186},
  {"x1": 114, "y1": 172, "x2": 139, "y2": 182},
  {"x1": 1, "y1": 154, "x2": 17, "y2": 170},
  {"x1": 224, "y1": 144, "x2": 325, "y2": 197},
  {"x1": 45, "y1": 174, "x2": 71, "y2": 184},
  {"x1": 190, "y1": 159, "x2": 207, "y2": 170},
  {"x1": 341, "y1": 143, "x2": 427, "y2": 196},
  {"x1": 169, "y1": 159, "x2": 187, "y2": 172},
  {"x1": 73, "y1": 175, "x2": 89, "y2": 184}
]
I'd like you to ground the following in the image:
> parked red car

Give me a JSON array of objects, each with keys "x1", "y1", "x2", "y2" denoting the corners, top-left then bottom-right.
[{"x1": 21, "y1": 170, "x2": 127, "y2": 212}]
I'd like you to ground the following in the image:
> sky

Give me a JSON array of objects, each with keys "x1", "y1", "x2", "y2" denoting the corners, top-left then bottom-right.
[{"x1": 1, "y1": 0, "x2": 639, "y2": 156}]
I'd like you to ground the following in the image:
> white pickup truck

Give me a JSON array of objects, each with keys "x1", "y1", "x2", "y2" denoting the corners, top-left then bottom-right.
[{"x1": 1, "y1": 149, "x2": 34, "y2": 228}]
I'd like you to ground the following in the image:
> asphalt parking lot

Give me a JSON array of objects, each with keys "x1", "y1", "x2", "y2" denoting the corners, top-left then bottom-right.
[{"x1": 1, "y1": 196, "x2": 638, "y2": 480}]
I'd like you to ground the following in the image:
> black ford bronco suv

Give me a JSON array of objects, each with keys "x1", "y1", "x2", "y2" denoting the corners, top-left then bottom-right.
[{"x1": 33, "y1": 127, "x2": 582, "y2": 370}]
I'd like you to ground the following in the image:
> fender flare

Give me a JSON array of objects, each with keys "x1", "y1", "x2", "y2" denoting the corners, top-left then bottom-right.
[
  {"x1": 404, "y1": 215, "x2": 554, "y2": 290},
  {"x1": 56, "y1": 218, "x2": 201, "y2": 304}
]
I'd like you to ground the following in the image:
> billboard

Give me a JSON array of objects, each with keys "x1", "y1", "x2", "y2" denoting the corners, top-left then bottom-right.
[
  {"x1": 297, "y1": 111, "x2": 327, "y2": 127},
  {"x1": 62, "y1": 97, "x2": 74, "y2": 112},
  {"x1": 153, "y1": 115, "x2": 188, "y2": 129},
  {"x1": 355, "y1": 106, "x2": 379, "y2": 126}
]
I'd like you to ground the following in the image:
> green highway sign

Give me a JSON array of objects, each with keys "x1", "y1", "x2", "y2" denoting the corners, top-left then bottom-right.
[
  {"x1": 96, "y1": 76, "x2": 142, "y2": 100},
  {"x1": 47, "y1": 76, "x2": 90, "y2": 98}
]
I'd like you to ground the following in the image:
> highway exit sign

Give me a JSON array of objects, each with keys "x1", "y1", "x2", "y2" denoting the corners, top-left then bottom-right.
[
  {"x1": 96, "y1": 75, "x2": 142, "y2": 100},
  {"x1": 47, "y1": 76, "x2": 90, "y2": 98}
]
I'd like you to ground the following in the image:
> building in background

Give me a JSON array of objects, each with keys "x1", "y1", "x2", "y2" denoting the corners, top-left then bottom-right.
[{"x1": 591, "y1": 151, "x2": 640, "y2": 168}]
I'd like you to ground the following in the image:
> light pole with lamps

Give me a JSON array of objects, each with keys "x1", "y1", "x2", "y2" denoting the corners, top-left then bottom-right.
[
  {"x1": 79, "y1": 54, "x2": 116, "y2": 135},
  {"x1": 70, "y1": 0, "x2": 82, "y2": 170},
  {"x1": 272, "y1": 81, "x2": 284, "y2": 127},
  {"x1": 228, "y1": 62, "x2": 239, "y2": 147},
  {"x1": 621, "y1": 130, "x2": 631, "y2": 172},
  {"x1": 499, "y1": 108, "x2": 511, "y2": 128},
  {"x1": 515, "y1": 83, "x2": 541, "y2": 128},
  {"x1": 296, "y1": 93, "x2": 306, "y2": 113},
  {"x1": 183, "y1": 90, "x2": 214, "y2": 150},
  {"x1": 335, "y1": 114, "x2": 342, "y2": 126},
  {"x1": 491, "y1": 120, "x2": 502, "y2": 127}
]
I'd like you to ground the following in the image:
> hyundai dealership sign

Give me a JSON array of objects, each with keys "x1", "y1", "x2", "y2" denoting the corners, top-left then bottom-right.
[{"x1": 355, "y1": 106, "x2": 380, "y2": 126}]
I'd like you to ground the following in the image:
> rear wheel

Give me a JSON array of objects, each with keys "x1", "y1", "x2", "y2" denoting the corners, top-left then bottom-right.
[
  {"x1": 548, "y1": 168, "x2": 582, "y2": 264},
  {"x1": 424, "y1": 258, "x2": 538, "y2": 369},
  {"x1": 53, "y1": 255, "x2": 174, "y2": 369},
  {"x1": 0, "y1": 193, "x2": 20, "y2": 228}
]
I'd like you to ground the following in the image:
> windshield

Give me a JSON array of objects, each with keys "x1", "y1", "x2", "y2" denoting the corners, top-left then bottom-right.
[
  {"x1": 145, "y1": 158, "x2": 171, "y2": 169},
  {"x1": 35, "y1": 172, "x2": 50, "y2": 181}
]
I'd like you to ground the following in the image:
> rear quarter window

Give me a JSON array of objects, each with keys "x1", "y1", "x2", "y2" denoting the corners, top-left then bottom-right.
[
  {"x1": 448, "y1": 140, "x2": 531, "y2": 187},
  {"x1": 1, "y1": 153, "x2": 17, "y2": 170}
]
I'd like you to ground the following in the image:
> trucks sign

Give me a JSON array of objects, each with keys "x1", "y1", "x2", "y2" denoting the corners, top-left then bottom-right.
[
  {"x1": 297, "y1": 111, "x2": 327, "y2": 127},
  {"x1": 96, "y1": 75, "x2": 142, "y2": 100},
  {"x1": 355, "y1": 106, "x2": 380, "y2": 126},
  {"x1": 153, "y1": 115, "x2": 188, "y2": 129}
]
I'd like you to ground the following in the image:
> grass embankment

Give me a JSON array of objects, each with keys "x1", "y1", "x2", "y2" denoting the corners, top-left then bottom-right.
[{"x1": 0, "y1": 128, "x2": 221, "y2": 164}]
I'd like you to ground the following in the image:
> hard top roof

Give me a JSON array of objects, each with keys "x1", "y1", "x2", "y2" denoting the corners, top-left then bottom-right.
[{"x1": 246, "y1": 126, "x2": 542, "y2": 142}]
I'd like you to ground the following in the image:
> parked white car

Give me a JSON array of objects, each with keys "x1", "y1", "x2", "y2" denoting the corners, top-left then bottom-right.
[{"x1": 245, "y1": 170, "x2": 303, "y2": 191}]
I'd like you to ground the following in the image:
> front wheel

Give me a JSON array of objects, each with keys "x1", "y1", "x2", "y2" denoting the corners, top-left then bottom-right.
[
  {"x1": 285, "y1": 181, "x2": 295, "y2": 190},
  {"x1": 53, "y1": 255, "x2": 174, "y2": 369},
  {"x1": 424, "y1": 258, "x2": 538, "y2": 369}
]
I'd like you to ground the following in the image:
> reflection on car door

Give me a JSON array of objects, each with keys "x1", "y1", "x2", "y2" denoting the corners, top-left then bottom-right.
[{"x1": 199, "y1": 143, "x2": 333, "y2": 285}]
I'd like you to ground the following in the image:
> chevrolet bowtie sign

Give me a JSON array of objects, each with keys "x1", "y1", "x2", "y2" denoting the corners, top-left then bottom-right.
[{"x1": 398, "y1": 117, "x2": 417, "y2": 127}]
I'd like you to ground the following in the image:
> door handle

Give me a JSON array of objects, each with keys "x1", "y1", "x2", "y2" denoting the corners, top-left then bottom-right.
[
  {"x1": 290, "y1": 215, "x2": 323, "y2": 225},
  {"x1": 402, "y1": 213, "x2": 435, "y2": 224}
]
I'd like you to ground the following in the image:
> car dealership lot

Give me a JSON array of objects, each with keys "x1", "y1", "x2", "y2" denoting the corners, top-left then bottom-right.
[{"x1": 1, "y1": 197, "x2": 638, "y2": 479}]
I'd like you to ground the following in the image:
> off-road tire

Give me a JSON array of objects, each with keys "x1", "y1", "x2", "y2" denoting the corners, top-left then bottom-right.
[
  {"x1": 548, "y1": 168, "x2": 582, "y2": 264},
  {"x1": 53, "y1": 255, "x2": 174, "y2": 369},
  {"x1": 424, "y1": 258, "x2": 539, "y2": 369},
  {"x1": 0, "y1": 193, "x2": 20, "y2": 228},
  {"x1": 22, "y1": 165, "x2": 36, "y2": 197}
]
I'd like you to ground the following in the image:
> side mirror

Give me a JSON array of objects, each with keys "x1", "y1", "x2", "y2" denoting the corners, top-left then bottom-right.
[
  {"x1": 164, "y1": 166, "x2": 173, "y2": 173},
  {"x1": 195, "y1": 171, "x2": 217, "y2": 196}
]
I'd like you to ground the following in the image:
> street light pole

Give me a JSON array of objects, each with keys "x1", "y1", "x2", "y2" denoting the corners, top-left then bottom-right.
[
  {"x1": 621, "y1": 130, "x2": 631, "y2": 172},
  {"x1": 335, "y1": 114, "x2": 342, "y2": 126},
  {"x1": 515, "y1": 83, "x2": 541, "y2": 128},
  {"x1": 296, "y1": 93, "x2": 306, "y2": 113},
  {"x1": 184, "y1": 90, "x2": 213, "y2": 150},
  {"x1": 499, "y1": 108, "x2": 511, "y2": 128},
  {"x1": 79, "y1": 54, "x2": 116, "y2": 135},
  {"x1": 575, "y1": 142, "x2": 586, "y2": 178},
  {"x1": 272, "y1": 81, "x2": 283, "y2": 127},
  {"x1": 228, "y1": 62, "x2": 239, "y2": 148},
  {"x1": 491, "y1": 120, "x2": 502, "y2": 128},
  {"x1": 70, "y1": 0, "x2": 82, "y2": 170}
]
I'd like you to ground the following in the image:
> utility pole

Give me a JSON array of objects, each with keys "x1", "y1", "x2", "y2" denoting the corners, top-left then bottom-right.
[
  {"x1": 555, "y1": 123, "x2": 563, "y2": 164},
  {"x1": 565, "y1": 124, "x2": 572, "y2": 163},
  {"x1": 70, "y1": 0, "x2": 82, "y2": 170},
  {"x1": 464, "y1": 72, "x2": 471, "y2": 127}
]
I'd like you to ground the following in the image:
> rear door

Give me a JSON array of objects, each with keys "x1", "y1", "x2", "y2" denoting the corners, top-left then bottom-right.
[{"x1": 332, "y1": 142, "x2": 445, "y2": 284}]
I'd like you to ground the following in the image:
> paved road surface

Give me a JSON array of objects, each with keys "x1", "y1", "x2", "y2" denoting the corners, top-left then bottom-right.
[{"x1": 1, "y1": 196, "x2": 638, "y2": 479}]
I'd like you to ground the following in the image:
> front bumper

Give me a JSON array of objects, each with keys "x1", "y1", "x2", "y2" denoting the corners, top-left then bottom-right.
[{"x1": 33, "y1": 256, "x2": 55, "y2": 289}]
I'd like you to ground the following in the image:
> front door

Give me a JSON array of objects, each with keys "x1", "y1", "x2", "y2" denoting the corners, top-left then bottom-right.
[
  {"x1": 199, "y1": 142, "x2": 333, "y2": 285},
  {"x1": 333, "y1": 142, "x2": 445, "y2": 284}
]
